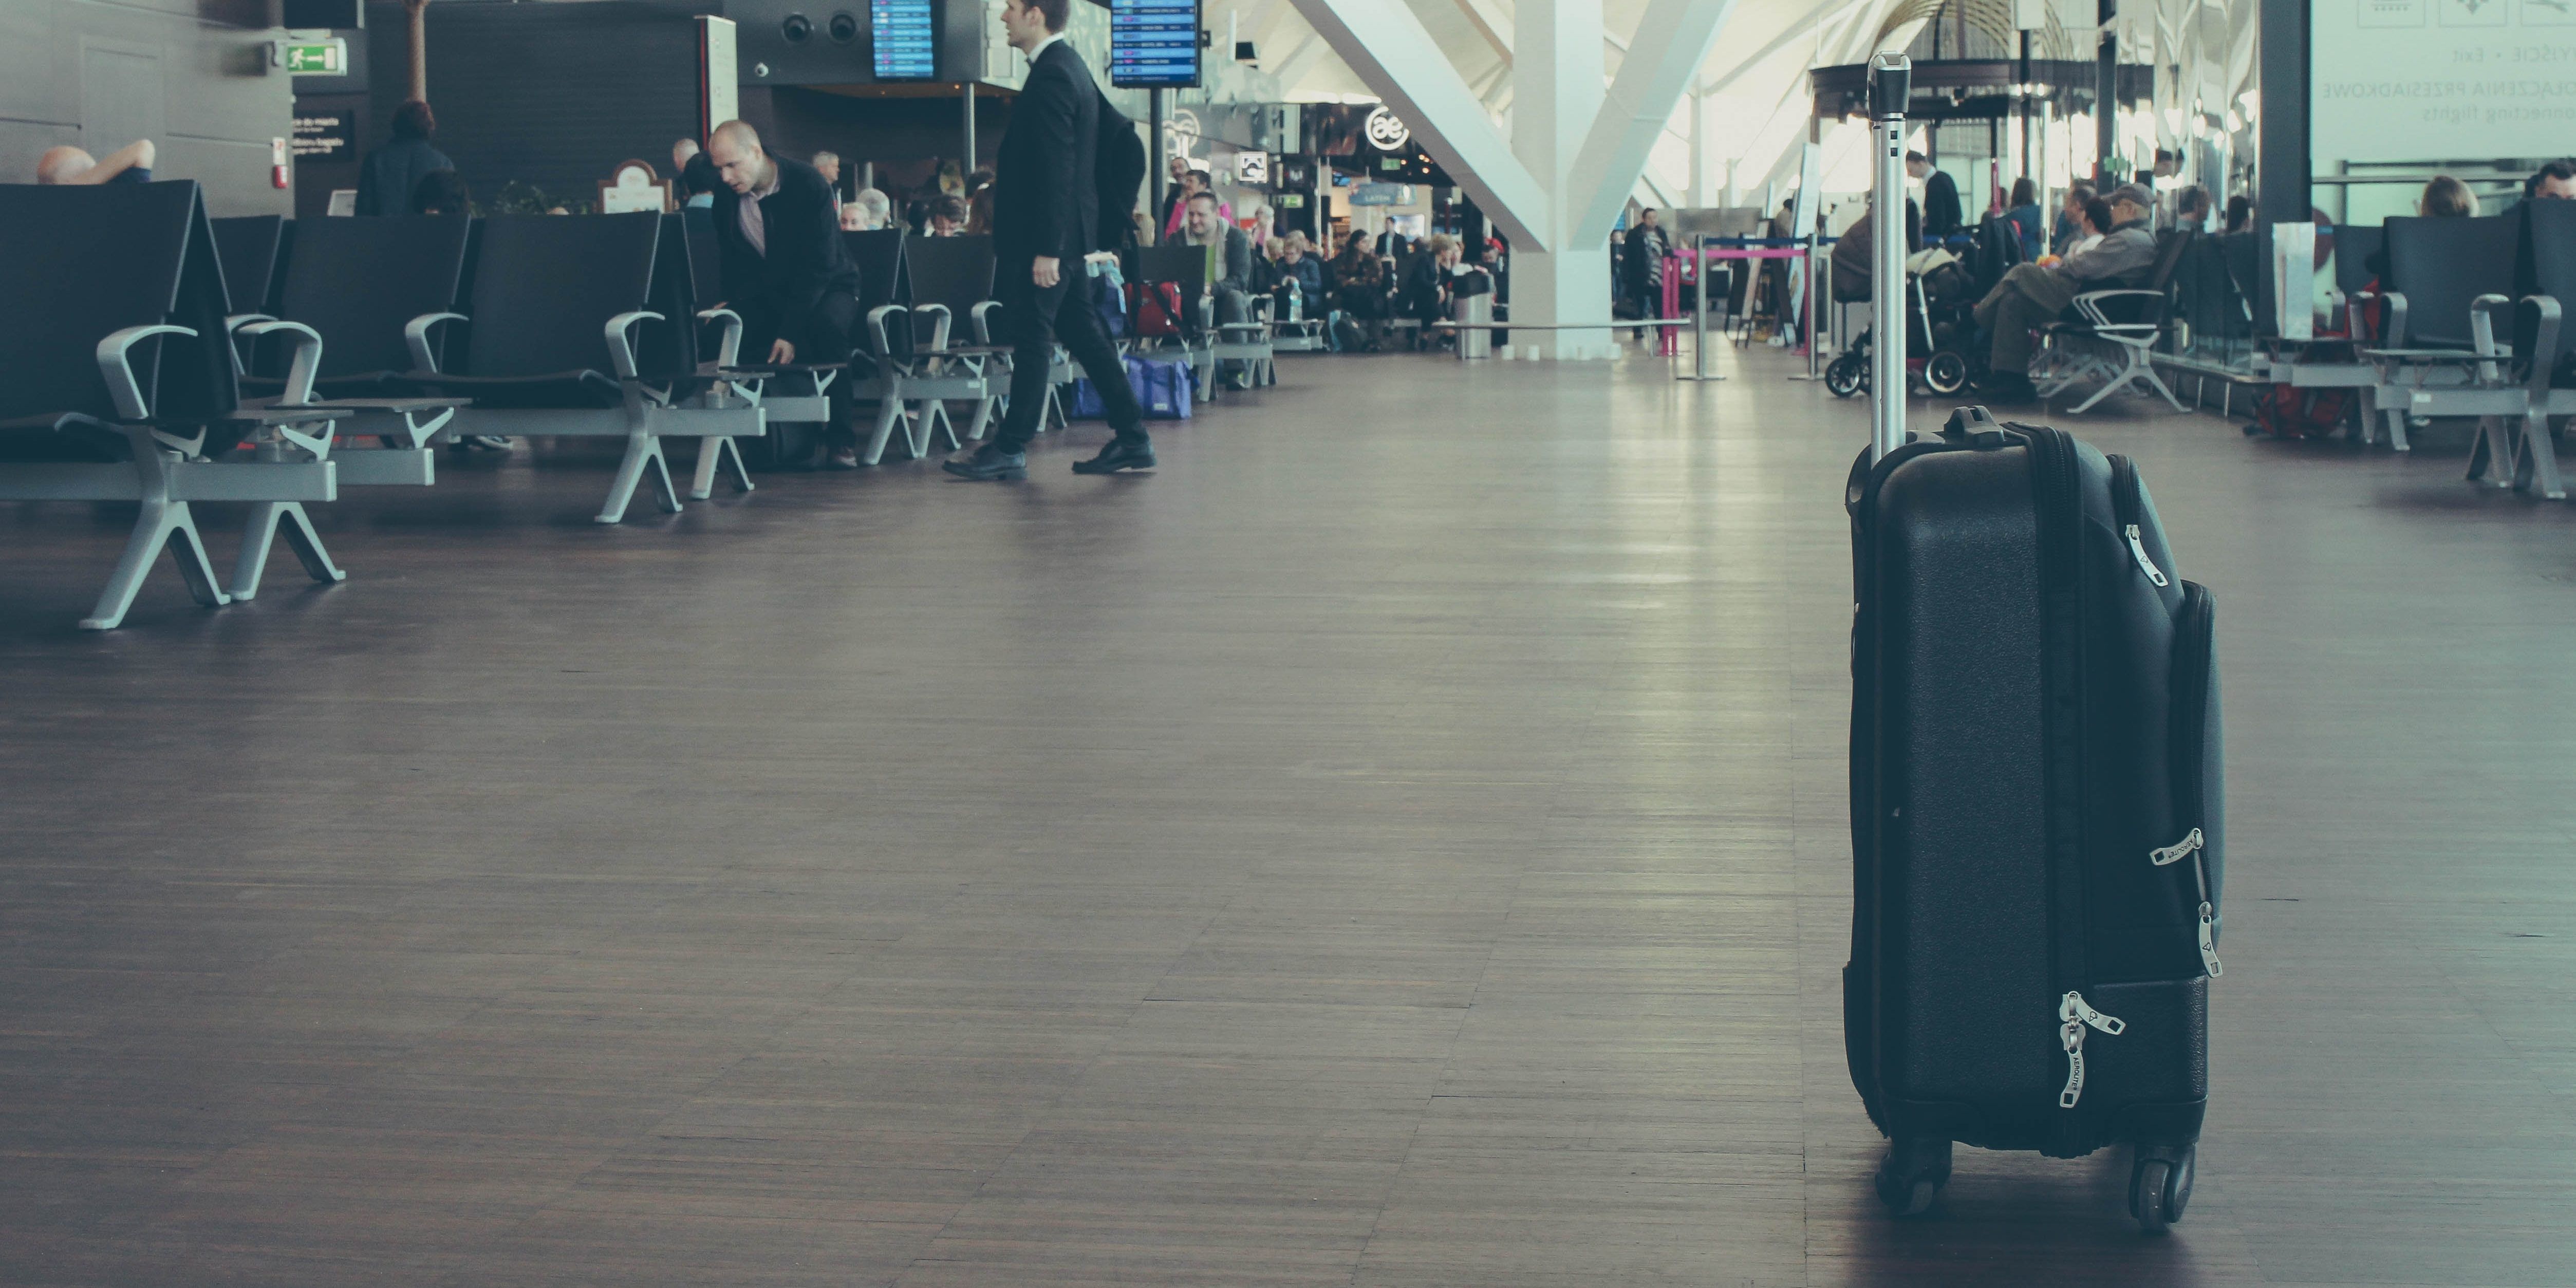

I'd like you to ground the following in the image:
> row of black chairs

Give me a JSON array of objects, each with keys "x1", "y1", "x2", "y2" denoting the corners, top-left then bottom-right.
[
  {"x1": 2270, "y1": 201, "x2": 2576, "y2": 497},
  {"x1": 3, "y1": 183, "x2": 1308, "y2": 630}
]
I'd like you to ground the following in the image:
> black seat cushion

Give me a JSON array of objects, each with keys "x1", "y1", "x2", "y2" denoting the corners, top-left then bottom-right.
[{"x1": 0, "y1": 412, "x2": 124, "y2": 462}]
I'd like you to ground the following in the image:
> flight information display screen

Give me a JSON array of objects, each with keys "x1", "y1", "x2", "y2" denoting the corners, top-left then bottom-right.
[
  {"x1": 1110, "y1": 0, "x2": 1201, "y2": 89},
  {"x1": 871, "y1": 0, "x2": 937, "y2": 81}
]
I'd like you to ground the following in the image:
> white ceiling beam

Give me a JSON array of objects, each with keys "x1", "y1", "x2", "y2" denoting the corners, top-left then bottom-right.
[
  {"x1": 1565, "y1": 0, "x2": 1742, "y2": 243},
  {"x1": 1287, "y1": 0, "x2": 1552, "y2": 246},
  {"x1": 1453, "y1": 0, "x2": 1514, "y2": 61},
  {"x1": 1694, "y1": 0, "x2": 1879, "y2": 98},
  {"x1": 1267, "y1": 32, "x2": 1331, "y2": 90}
]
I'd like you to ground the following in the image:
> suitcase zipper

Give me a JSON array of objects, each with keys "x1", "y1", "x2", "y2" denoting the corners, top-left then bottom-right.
[
  {"x1": 2057, "y1": 990, "x2": 2126, "y2": 1109},
  {"x1": 2109, "y1": 455, "x2": 2172, "y2": 588},
  {"x1": 2148, "y1": 829, "x2": 2223, "y2": 977}
]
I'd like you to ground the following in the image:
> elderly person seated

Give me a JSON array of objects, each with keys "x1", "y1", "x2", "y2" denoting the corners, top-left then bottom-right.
[
  {"x1": 1971, "y1": 182, "x2": 2159, "y2": 400},
  {"x1": 35, "y1": 138, "x2": 154, "y2": 185}
]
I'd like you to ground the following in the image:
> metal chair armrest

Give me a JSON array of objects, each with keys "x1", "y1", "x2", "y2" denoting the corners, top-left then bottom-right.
[
  {"x1": 696, "y1": 307, "x2": 743, "y2": 368},
  {"x1": 972, "y1": 300, "x2": 1004, "y2": 345},
  {"x1": 405, "y1": 312, "x2": 468, "y2": 375},
  {"x1": 2521, "y1": 294, "x2": 2563, "y2": 399},
  {"x1": 603, "y1": 310, "x2": 666, "y2": 380},
  {"x1": 234, "y1": 320, "x2": 325, "y2": 405},
  {"x1": 96, "y1": 324, "x2": 197, "y2": 421},
  {"x1": 866, "y1": 303, "x2": 910, "y2": 361},
  {"x1": 913, "y1": 302, "x2": 954, "y2": 354}
]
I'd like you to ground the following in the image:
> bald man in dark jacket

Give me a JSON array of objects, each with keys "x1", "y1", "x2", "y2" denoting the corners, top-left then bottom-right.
[{"x1": 705, "y1": 119, "x2": 865, "y2": 466}]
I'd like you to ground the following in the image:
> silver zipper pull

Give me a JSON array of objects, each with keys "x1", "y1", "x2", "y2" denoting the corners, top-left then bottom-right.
[
  {"x1": 2125, "y1": 524, "x2": 2170, "y2": 587},
  {"x1": 2061, "y1": 990, "x2": 2126, "y2": 1036},
  {"x1": 2198, "y1": 903, "x2": 2225, "y2": 978},
  {"x1": 2060, "y1": 1016, "x2": 2087, "y2": 1108},
  {"x1": 2151, "y1": 828, "x2": 2204, "y2": 867}
]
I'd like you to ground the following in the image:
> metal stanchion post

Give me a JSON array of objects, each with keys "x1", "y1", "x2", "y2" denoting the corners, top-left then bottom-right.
[
  {"x1": 1869, "y1": 52, "x2": 1913, "y2": 462},
  {"x1": 1676, "y1": 235, "x2": 1723, "y2": 381},
  {"x1": 1786, "y1": 231, "x2": 1825, "y2": 381}
]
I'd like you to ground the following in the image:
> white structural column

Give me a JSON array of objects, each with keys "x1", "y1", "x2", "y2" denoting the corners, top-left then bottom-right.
[
  {"x1": 1286, "y1": 0, "x2": 1550, "y2": 248},
  {"x1": 1565, "y1": 0, "x2": 1741, "y2": 245},
  {"x1": 1287, "y1": 0, "x2": 1737, "y2": 359},
  {"x1": 1510, "y1": 0, "x2": 1608, "y2": 358}
]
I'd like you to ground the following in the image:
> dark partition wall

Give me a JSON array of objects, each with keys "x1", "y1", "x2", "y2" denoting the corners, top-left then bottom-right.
[
  {"x1": 0, "y1": 0, "x2": 293, "y2": 218},
  {"x1": 364, "y1": 1, "x2": 716, "y2": 213}
]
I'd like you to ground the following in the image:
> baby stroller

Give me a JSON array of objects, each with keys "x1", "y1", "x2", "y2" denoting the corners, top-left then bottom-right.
[{"x1": 1825, "y1": 247, "x2": 1978, "y2": 398}]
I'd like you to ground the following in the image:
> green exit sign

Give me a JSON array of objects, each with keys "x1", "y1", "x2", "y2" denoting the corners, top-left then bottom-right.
[{"x1": 282, "y1": 39, "x2": 346, "y2": 75}]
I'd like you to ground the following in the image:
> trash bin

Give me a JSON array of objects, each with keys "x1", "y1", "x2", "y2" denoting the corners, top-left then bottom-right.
[{"x1": 1453, "y1": 270, "x2": 1495, "y2": 361}]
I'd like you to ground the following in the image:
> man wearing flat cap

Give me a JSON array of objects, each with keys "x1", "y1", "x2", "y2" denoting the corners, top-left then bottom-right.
[{"x1": 1972, "y1": 182, "x2": 2160, "y2": 399}]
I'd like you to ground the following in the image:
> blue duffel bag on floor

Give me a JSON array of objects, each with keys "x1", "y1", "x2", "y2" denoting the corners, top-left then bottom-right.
[{"x1": 1070, "y1": 355, "x2": 1194, "y2": 421}]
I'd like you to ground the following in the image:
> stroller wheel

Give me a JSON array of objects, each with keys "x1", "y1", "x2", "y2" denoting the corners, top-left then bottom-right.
[
  {"x1": 1825, "y1": 354, "x2": 1866, "y2": 398},
  {"x1": 1924, "y1": 351, "x2": 1969, "y2": 396}
]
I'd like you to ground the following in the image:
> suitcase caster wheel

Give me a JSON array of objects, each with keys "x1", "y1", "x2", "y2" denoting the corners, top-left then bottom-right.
[
  {"x1": 1874, "y1": 1137, "x2": 1952, "y2": 1218},
  {"x1": 2129, "y1": 1145, "x2": 2195, "y2": 1234}
]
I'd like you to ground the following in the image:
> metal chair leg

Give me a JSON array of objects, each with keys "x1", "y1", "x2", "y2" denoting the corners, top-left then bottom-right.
[
  {"x1": 231, "y1": 500, "x2": 344, "y2": 600},
  {"x1": 82, "y1": 500, "x2": 227, "y2": 630},
  {"x1": 597, "y1": 432, "x2": 678, "y2": 524}
]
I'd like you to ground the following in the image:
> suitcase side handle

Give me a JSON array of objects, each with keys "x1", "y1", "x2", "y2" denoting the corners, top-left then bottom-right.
[{"x1": 1940, "y1": 405, "x2": 2011, "y2": 449}]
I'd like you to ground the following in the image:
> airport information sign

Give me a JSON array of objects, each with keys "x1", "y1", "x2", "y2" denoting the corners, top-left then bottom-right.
[
  {"x1": 871, "y1": 0, "x2": 937, "y2": 81},
  {"x1": 1111, "y1": 0, "x2": 1201, "y2": 89}
]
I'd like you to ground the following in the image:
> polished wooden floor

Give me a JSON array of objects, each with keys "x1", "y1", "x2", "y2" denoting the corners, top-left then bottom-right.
[{"x1": 5, "y1": 347, "x2": 2574, "y2": 1286}]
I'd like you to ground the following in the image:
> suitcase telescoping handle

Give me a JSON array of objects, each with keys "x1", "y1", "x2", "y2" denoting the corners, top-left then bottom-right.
[{"x1": 1939, "y1": 405, "x2": 2011, "y2": 449}]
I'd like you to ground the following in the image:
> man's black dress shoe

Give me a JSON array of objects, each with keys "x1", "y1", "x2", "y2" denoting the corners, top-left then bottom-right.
[
  {"x1": 1071, "y1": 437, "x2": 1156, "y2": 474},
  {"x1": 942, "y1": 446, "x2": 1026, "y2": 481}
]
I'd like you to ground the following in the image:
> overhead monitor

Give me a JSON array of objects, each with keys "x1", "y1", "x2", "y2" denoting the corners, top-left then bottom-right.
[
  {"x1": 1111, "y1": 0, "x2": 1202, "y2": 89},
  {"x1": 871, "y1": 0, "x2": 938, "y2": 81}
]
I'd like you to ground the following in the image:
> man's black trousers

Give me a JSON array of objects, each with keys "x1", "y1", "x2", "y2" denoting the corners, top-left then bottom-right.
[{"x1": 994, "y1": 266, "x2": 1146, "y2": 454}]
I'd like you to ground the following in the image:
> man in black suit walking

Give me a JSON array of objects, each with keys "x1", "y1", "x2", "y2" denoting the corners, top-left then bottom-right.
[
  {"x1": 946, "y1": 0, "x2": 1153, "y2": 481},
  {"x1": 706, "y1": 120, "x2": 868, "y2": 468}
]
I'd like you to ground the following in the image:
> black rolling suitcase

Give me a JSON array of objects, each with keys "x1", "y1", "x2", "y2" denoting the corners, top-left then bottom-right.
[{"x1": 1845, "y1": 405, "x2": 2223, "y2": 1231}]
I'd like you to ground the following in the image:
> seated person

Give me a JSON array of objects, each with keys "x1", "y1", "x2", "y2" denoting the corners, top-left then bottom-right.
[
  {"x1": 2526, "y1": 160, "x2": 2576, "y2": 201},
  {"x1": 34, "y1": 138, "x2": 154, "y2": 185},
  {"x1": 2002, "y1": 178, "x2": 2044, "y2": 260},
  {"x1": 841, "y1": 188, "x2": 891, "y2": 232},
  {"x1": 1273, "y1": 235, "x2": 1325, "y2": 319},
  {"x1": 1182, "y1": 191, "x2": 1256, "y2": 384},
  {"x1": 927, "y1": 194, "x2": 968, "y2": 236},
  {"x1": 704, "y1": 119, "x2": 866, "y2": 469},
  {"x1": 2051, "y1": 183, "x2": 2096, "y2": 256},
  {"x1": 1828, "y1": 193, "x2": 1920, "y2": 303},
  {"x1": 412, "y1": 169, "x2": 470, "y2": 216},
  {"x1": 1402, "y1": 233, "x2": 1464, "y2": 333},
  {"x1": 2419, "y1": 174, "x2": 2476, "y2": 218},
  {"x1": 673, "y1": 138, "x2": 719, "y2": 209},
  {"x1": 1331, "y1": 235, "x2": 1387, "y2": 320},
  {"x1": 1970, "y1": 183, "x2": 2157, "y2": 398},
  {"x1": 2171, "y1": 184, "x2": 2212, "y2": 232}
]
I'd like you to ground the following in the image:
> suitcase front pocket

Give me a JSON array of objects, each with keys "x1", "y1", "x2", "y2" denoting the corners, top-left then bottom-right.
[{"x1": 2163, "y1": 581, "x2": 2222, "y2": 975}]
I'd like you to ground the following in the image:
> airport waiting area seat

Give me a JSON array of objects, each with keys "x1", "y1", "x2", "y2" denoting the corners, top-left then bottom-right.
[
  {"x1": 227, "y1": 213, "x2": 475, "y2": 494},
  {"x1": 2357, "y1": 213, "x2": 2519, "y2": 454},
  {"x1": 395, "y1": 213, "x2": 764, "y2": 522},
  {"x1": 2447, "y1": 199, "x2": 2576, "y2": 498},
  {"x1": 858, "y1": 233, "x2": 999, "y2": 464},
  {"x1": 2033, "y1": 228, "x2": 2195, "y2": 413},
  {"x1": 0, "y1": 181, "x2": 342, "y2": 629}
]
